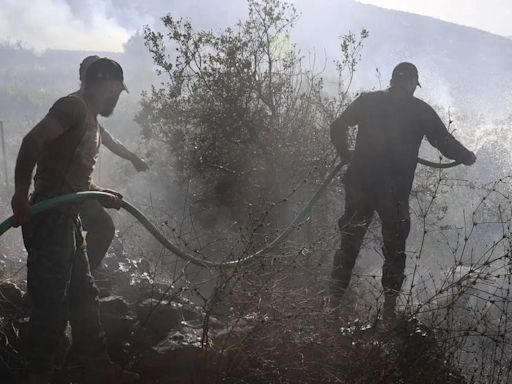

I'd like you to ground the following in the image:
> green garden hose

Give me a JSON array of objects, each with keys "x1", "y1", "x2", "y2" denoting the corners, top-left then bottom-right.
[
  {"x1": 0, "y1": 157, "x2": 459, "y2": 268},
  {"x1": 417, "y1": 158, "x2": 461, "y2": 168},
  {"x1": 0, "y1": 163, "x2": 344, "y2": 269}
]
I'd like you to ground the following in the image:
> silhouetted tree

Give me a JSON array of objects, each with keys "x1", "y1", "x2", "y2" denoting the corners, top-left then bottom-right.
[{"x1": 137, "y1": 0, "x2": 367, "y2": 232}]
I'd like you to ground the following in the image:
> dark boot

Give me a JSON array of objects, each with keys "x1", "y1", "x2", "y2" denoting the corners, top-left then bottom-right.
[{"x1": 381, "y1": 245, "x2": 406, "y2": 325}]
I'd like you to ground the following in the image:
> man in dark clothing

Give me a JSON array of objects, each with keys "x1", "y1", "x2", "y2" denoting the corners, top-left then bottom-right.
[
  {"x1": 78, "y1": 55, "x2": 149, "y2": 271},
  {"x1": 329, "y1": 62, "x2": 476, "y2": 321},
  {"x1": 11, "y1": 58, "x2": 139, "y2": 383}
]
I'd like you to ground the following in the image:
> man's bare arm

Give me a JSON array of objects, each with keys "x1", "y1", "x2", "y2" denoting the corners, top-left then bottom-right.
[
  {"x1": 100, "y1": 126, "x2": 149, "y2": 172},
  {"x1": 11, "y1": 116, "x2": 67, "y2": 225}
]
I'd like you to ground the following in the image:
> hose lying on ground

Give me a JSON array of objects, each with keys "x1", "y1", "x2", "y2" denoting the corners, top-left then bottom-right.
[{"x1": 0, "y1": 157, "x2": 460, "y2": 268}]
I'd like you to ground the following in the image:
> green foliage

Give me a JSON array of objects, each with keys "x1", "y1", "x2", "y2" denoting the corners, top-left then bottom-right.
[{"x1": 137, "y1": 0, "x2": 368, "y2": 226}]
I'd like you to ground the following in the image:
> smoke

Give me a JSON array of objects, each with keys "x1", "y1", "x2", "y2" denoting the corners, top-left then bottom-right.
[
  {"x1": 0, "y1": 0, "x2": 133, "y2": 52},
  {"x1": 0, "y1": 0, "x2": 250, "y2": 53}
]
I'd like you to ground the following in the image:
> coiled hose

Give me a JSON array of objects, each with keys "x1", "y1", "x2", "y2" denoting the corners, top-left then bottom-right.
[{"x1": 0, "y1": 157, "x2": 459, "y2": 268}]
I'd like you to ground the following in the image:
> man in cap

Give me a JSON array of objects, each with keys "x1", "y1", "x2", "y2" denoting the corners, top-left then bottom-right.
[
  {"x1": 329, "y1": 62, "x2": 476, "y2": 322},
  {"x1": 11, "y1": 58, "x2": 139, "y2": 383},
  {"x1": 78, "y1": 55, "x2": 149, "y2": 271}
]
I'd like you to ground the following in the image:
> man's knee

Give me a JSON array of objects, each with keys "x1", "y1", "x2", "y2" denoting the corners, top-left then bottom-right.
[
  {"x1": 85, "y1": 208, "x2": 115, "y2": 244},
  {"x1": 382, "y1": 217, "x2": 409, "y2": 250},
  {"x1": 81, "y1": 201, "x2": 115, "y2": 239},
  {"x1": 382, "y1": 249, "x2": 406, "y2": 292},
  {"x1": 97, "y1": 209, "x2": 115, "y2": 239},
  {"x1": 101, "y1": 212, "x2": 115, "y2": 241}
]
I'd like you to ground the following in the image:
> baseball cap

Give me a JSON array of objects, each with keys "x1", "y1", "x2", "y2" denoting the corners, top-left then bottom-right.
[
  {"x1": 84, "y1": 57, "x2": 129, "y2": 93},
  {"x1": 79, "y1": 55, "x2": 100, "y2": 82},
  {"x1": 391, "y1": 62, "x2": 421, "y2": 87}
]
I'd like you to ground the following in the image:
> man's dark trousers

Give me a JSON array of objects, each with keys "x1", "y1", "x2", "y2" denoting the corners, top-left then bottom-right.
[
  {"x1": 22, "y1": 203, "x2": 106, "y2": 372},
  {"x1": 80, "y1": 199, "x2": 115, "y2": 270},
  {"x1": 331, "y1": 177, "x2": 411, "y2": 299}
]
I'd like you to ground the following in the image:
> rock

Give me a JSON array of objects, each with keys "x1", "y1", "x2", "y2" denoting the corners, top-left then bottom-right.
[
  {"x1": 0, "y1": 315, "x2": 29, "y2": 377},
  {"x1": 98, "y1": 296, "x2": 136, "y2": 365},
  {"x1": 138, "y1": 286, "x2": 204, "y2": 322},
  {"x1": 154, "y1": 329, "x2": 203, "y2": 354},
  {"x1": 100, "y1": 295, "x2": 129, "y2": 316},
  {"x1": 176, "y1": 296, "x2": 204, "y2": 321},
  {"x1": 92, "y1": 269, "x2": 113, "y2": 298},
  {"x1": 212, "y1": 318, "x2": 255, "y2": 349},
  {"x1": 136, "y1": 299, "x2": 183, "y2": 339},
  {"x1": 137, "y1": 282, "x2": 174, "y2": 303},
  {"x1": 136, "y1": 328, "x2": 207, "y2": 379},
  {"x1": 99, "y1": 296, "x2": 134, "y2": 343},
  {"x1": 99, "y1": 254, "x2": 155, "y2": 303},
  {"x1": 0, "y1": 282, "x2": 24, "y2": 315}
]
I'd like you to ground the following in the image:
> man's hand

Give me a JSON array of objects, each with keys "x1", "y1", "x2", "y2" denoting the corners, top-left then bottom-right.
[
  {"x1": 131, "y1": 156, "x2": 149, "y2": 172},
  {"x1": 463, "y1": 152, "x2": 477, "y2": 166},
  {"x1": 98, "y1": 188, "x2": 123, "y2": 210},
  {"x1": 11, "y1": 191, "x2": 32, "y2": 227}
]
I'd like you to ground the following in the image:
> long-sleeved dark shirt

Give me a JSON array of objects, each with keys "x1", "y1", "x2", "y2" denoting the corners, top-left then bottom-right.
[{"x1": 330, "y1": 87, "x2": 473, "y2": 198}]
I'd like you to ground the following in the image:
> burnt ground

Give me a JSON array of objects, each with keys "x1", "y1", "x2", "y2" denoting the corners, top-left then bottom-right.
[{"x1": 0, "y1": 247, "x2": 468, "y2": 384}]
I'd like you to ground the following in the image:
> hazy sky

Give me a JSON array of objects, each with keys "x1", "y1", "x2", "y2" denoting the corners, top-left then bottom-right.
[
  {"x1": 0, "y1": 0, "x2": 133, "y2": 52},
  {"x1": 358, "y1": 0, "x2": 512, "y2": 37},
  {"x1": 1, "y1": 0, "x2": 511, "y2": 52}
]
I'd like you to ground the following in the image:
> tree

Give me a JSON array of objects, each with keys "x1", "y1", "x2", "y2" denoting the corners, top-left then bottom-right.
[{"x1": 137, "y1": 0, "x2": 367, "y2": 234}]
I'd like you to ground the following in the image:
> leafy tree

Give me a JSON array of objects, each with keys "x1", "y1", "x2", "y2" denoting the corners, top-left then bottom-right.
[{"x1": 137, "y1": 0, "x2": 367, "y2": 232}]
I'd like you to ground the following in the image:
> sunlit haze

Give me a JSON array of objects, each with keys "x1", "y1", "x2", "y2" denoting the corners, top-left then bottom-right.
[
  {"x1": 357, "y1": 0, "x2": 512, "y2": 37},
  {"x1": 2, "y1": 0, "x2": 511, "y2": 52}
]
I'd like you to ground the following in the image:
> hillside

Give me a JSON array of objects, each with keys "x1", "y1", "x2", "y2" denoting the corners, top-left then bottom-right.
[
  {"x1": 293, "y1": 0, "x2": 512, "y2": 117},
  {"x1": 1, "y1": 1, "x2": 511, "y2": 122}
]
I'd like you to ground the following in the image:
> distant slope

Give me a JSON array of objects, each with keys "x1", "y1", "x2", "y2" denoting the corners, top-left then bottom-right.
[
  {"x1": 293, "y1": 0, "x2": 512, "y2": 117},
  {"x1": 0, "y1": 34, "x2": 152, "y2": 139},
  {"x1": 1, "y1": 0, "x2": 512, "y2": 127}
]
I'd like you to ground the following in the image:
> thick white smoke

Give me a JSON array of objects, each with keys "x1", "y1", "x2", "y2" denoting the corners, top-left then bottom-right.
[{"x1": 0, "y1": 0, "x2": 133, "y2": 52}]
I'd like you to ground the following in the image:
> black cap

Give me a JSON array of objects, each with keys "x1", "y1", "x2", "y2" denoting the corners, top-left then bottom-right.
[
  {"x1": 79, "y1": 55, "x2": 100, "y2": 82},
  {"x1": 391, "y1": 62, "x2": 421, "y2": 87},
  {"x1": 84, "y1": 57, "x2": 129, "y2": 93}
]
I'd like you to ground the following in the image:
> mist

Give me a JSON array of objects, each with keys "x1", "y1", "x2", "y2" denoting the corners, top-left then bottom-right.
[{"x1": 1, "y1": 1, "x2": 512, "y2": 383}]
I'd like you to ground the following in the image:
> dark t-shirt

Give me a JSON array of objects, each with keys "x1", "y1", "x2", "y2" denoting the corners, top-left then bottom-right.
[
  {"x1": 331, "y1": 87, "x2": 472, "y2": 199},
  {"x1": 33, "y1": 92, "x2": 100, "y2": 197}
]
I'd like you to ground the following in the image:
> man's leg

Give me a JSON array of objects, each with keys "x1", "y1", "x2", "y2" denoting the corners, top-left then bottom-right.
[
  {"x1": 67, "y1": 217, "x2": 139, "y2": 383},
  {"x1": 22, "y1": 210, "x2": 78, "y2": 379},
  {"x1": 377, "y1": 199, "x2": 410, "y2": 321},
  {"x1": 330, "y1": 185, "x2": 374, "y2": 299},
  {"x1": 68, "y1": 216, "x2": 106, "y2": 359},
  {"x1": 80, "y1": 199, "x2": 115, "y2": 270}
]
